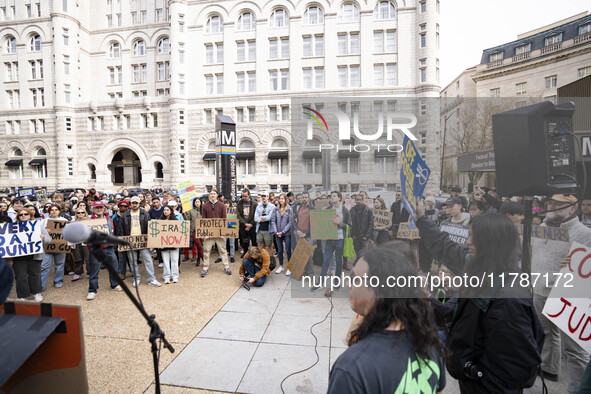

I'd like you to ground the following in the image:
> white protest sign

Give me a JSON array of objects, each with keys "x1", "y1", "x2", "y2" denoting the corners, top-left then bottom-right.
[{"x1": 0, "y1": 219, "x2": 43, "y2": 258}]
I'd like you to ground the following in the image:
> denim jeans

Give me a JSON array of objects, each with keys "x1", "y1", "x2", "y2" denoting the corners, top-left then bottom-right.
[
  {"x1": 320, "y1": 239, "x2": 344, "y2": 279},
  {"x1": 276, "y1": 233, "x2": 292, "y2": 267},
  {"x1": 117, "y1": 250, "x2": 128, "y2": 275},
  {"x1": 41, "y1": 252, "x2": 66, "y2": 290},
  {"x1": 88, "y1": 247, "x2": 119, "y2": 293},
  {"x1": 127, "y1": 248, "x2": 156, "y2": 283},
  {"x1": 242, "y1": 258, "x2": 266, "y2": 287}
]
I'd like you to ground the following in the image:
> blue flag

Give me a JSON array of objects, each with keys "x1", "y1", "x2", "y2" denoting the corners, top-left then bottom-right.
[{"x1": 400, "y1": 136, "x2": 431, "y2": 229}]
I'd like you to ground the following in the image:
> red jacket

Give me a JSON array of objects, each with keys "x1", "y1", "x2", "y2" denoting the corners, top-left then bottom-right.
[{"x1": 201, "y1": 200, "x2": 227, "y2": 219}]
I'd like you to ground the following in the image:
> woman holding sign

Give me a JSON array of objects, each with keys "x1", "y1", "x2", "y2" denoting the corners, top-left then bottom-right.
[
  {"x1": 40, "y1": 204, "x2": 69, "y2": 290},
  {"x1": 8, "y1": 209, "x2": 50, "y2": 301},
  {"x1": 372, "y1": 197, "x2": 390, "y2": 245},
  {"x1": 159, "y1": 206, "x2": 180, "y2": 284}
]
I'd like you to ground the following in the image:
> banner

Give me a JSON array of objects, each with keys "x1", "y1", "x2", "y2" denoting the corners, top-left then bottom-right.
[
  {"x1": 543, "y1": 242, "x2": 591, "y2": 355},
  {"x1": 194, "y1": 219, "x2": 238, "y2": 238},
  {"x1": 516, "y1": 224, "x2": 570, "y2": 243},
  {"x1": 288, "y1": 238, "x2": 316, "y2": 280},
  {"x1": 44, "y1": 219, "x2": 71, "y2": 253},
  {"x1": 0, "y1": 220, "x2": 43, "y2": 258},
  {"x1": 17, "y1": 188, "x2": 35, "y2": 198},
  {"x1": 400, "y1": 135, "x2": 431, "y2": 230},
  {"x1": 310, "y1": 210, "x2": 338, "y2": 240},
  {"x1": 147, "y1": 220, "x2": 191, "y2": 248},
  {"x1": 397, "y1": 222, "x2": 420, "y2": 240},
  {"x1": 373, "y1": 209, "x2": 393, "y2": 228},
  {"x1": 440, "y1": 223, "x2": 469, "y2": 245},
  {"x1": 35, "y1": 188, "x2": 48, "y2": 205},
  {"x1": 81, "y1": 219, "x2": 109, "y2": 234},
  {"x1": 117, "y1": 235, "x2": 148, "y2": 251}
]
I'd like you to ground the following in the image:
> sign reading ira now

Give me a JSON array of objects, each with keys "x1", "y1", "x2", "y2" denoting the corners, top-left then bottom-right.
[
  {"x1": 0, "y1": 220, "x2": 43, "y2": 258},
  {"x1": 147, "y1": 220, "x2": 191, "y2": 248}
]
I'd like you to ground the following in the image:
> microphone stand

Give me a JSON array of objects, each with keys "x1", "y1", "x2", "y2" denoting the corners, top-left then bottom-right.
[{"x1": 90, "y1": 244, "x2": 174, "y2": 394}]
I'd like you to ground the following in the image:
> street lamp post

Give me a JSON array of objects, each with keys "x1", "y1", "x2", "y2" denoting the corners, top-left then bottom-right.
[{"x1": 440, "y1": 109, "x2": 459, "y2": 192}]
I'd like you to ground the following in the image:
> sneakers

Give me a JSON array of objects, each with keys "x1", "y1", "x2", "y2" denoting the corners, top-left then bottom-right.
[
  {"x1": 172, "y1": 277, "x2": 178, "y2": 283},
  {"x1": 164, "y1": 278, "x2": 170, "y2": 284},
  {"x1": 191, "y1": 257, "x2": 197, "y2": 262},
  {"x1": 72, "y1": 274, "x2": 83, "y2": 281},
  {"x1": 158, "y1": 263, "x2": 164, "y2": 268},
  {"x1": 285, "y1": 269, "x2": 292, "y2": 276},
  {"x1": 215, "y1": 257, "x2": 222, "y2": 263},
  {"x1": 195, "y1": 260, "x2": 201, "y2": 267},
  {"x1": 111, "y1": 285, "x2": 123, "y2": 292},
  {"x1": 54, "y1": 283, "x2": 63, "y2": 288},
  {"x1": 132, "y1": 280, "x2": 139, "y2": 288},
  {"x1": 34, "y1": 293, "x2": 43, "y2": 302},
  {"x1": 230, "y1": 257, "x2": 235, "y2": 263},
  {"x1": 87, "y1": 292, "x2": 97, "y2": 300},
  {"x1": 276, "y1": 266, "x2": 285, "y2": 274},
  {"x1": 200, "y1": 269, "x2": 208, "y2": 278},
  {"x1": 183, "y1": 257, "x2": 190, "y2": 262},
  {"x1": 148, "y1": 280, "x2": 162, "y2": 287},
  {"x1": 225, "y1": 268, "x2": 232, "y2": 275}
]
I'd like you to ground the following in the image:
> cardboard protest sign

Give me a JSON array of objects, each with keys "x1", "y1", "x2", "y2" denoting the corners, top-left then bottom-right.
[
  {"x1": 314, "y1": 198, "x2": 330, "y2": 209},
  {"x1": 81, "y1": 219, "x2": 110, "y2": 234},
  {"x1": 147, "y1": 220, "x2": 191, "y2": 248},
  {"x1": 118, "y1": 235, "x2": 148, "y2": 251},
  {"x1": 440, "y1": 223, "x2": 469, "y2": 245},
  {"x1": 288, "y1": 238, "x2": 316, "y2": 280},
  {"x1": 516, "y1": 224, "x2": 570, "y2": 243},
  {"x1": 35, "y1": 188, "x2": 48, "y2": 205},
  {"x1": 44, "y1": 219, "x2": 71, "y2": 253},
  {"x1": 17, "y1": 188, "x2": 35, "y2": 198},
  {"x1": 543, "y1": 242, "x2": 591, "y2": 355},
  {"x1": 0, "y1": 219, "x2": 43, "y2": 258},
  {"x1": 310, "y1": 210, "x2": 338, "y2": 240},
  {"x1": 400, "y1": 135, "x2": 431, "y2": 229},
  {"x1": 194, "y1": 219, "x2": 239, "y2": 238},
  {"x1": 373, "y1": 209, "x2": 393, "y2": 228},
  {"x1": 397, "y1": 222, "x2": 420, "y2": 240}
]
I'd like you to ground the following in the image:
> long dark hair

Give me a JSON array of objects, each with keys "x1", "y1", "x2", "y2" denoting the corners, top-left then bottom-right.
[
  {"x1": 159, "y1": 206, "x2": 177, "y2": 220},
  {"x1": 467, "y1": 213, "x2": 520, "y2": 279},
  {"x1": 349, "y1": 242, "x2": 446, "y2": 363}
]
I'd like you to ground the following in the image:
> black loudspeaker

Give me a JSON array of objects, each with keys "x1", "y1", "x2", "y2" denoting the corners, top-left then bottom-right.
[{"x1": 492, "y1": 101, "x2": 578, "y2": 196}]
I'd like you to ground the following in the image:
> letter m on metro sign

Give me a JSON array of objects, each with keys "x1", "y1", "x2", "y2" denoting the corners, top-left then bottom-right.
[{"x1": 400, "y1": 135, "x2": 431, "y2": 230}]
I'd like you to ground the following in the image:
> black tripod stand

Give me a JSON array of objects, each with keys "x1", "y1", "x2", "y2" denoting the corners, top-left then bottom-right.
[{"x1": 90, "y1": 245, "x2": 174, "y2": 394}]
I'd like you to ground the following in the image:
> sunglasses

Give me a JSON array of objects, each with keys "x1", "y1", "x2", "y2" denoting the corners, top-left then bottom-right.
[
  {"x1": 19, "y1": 213, "x2": 30, "y2": 217},
  {"x1": 76, "y1": 211, "x2": 86, "y2": 214},
  {"x1": 50, "y1": 209, "x2": 60, "y2": 212}
]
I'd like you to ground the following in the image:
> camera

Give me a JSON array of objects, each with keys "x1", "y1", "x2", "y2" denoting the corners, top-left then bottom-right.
[
  {"x1": 464, "y1": 361, "x2": 483, "y2": 380},
  {"x1": 426, "y1": 209, "x2": 435, "y2": 215},
  {"x1": 242, "y1": 277, "x2": 251, "y2": 291}
]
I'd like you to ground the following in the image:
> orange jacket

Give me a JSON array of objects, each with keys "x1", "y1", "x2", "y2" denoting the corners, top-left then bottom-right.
[{"x1": 239, "y1": 249, "x2": 270, "y2": 280}]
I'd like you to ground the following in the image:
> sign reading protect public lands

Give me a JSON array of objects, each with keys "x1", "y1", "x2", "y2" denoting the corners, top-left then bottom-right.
[
  {"x1": 147, "y1": 220, "x2": 191, "y2": 248},
  {"x1": 44, "y1": 219, "x2": 71, "y2": 253},
  {"x1": 310, "y1": 210, "x2": 338, "y2": 240},
  {"x1": 194, "y1": 219, "x2": 238, "y2": 238}
]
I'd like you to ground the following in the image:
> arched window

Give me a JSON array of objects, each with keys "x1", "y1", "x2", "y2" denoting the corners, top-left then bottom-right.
[
  {"x1": 206, "y1": 15, "x2": 223, "y2": 33},
  {"x1": 239, "y1": 139, "x2": 255, "y2": 150},
  {"x1": 36, "y1": 148, "x2": 46, "y2": 156},
  {"x1": 237, "y1": 140, "x2": 255, "y2": 176},
  {"x1": 9, "y1": 149, "x2": 23, "y2": 179},
  {"x1": 304, "y1": 6, "x2": 324, "y2": 25},
  {"x1": 271, "y1": 138, "x2": 288, "y2": 148},
  {"x1": 109, "y1": 42, "x2": 121, "y2": 58},
  {"x1": 207, "y1": 140, "x2": 216, "y2": 151},
  {"x1": 270, "y1": 9, "x2": 288, "y2": 28},
  {"x1": 30, "y1": 34, "x2": 41, "y2": 51},
  {"x1": 338, "y1": 3, "x2": 359, "y2": 22},
  {"x1": 5, "y1": 36, "x2": 16, "y2": 54},
  {"x1": 237, "y1": 12, "x2": 255, "y2": 31},
  {"x1": 89, "y1": 163, "x2": 96, "y2": 180},
  {"x1": 157, "y1": 37, "x2": 170, "y2": 54},
  {"x1": 13, "y1": 148, "x2": 23, "y2": 157},
  {"x1": 304, "y1": 138, "x2": 321, "y2": 148},
  {"x1": 154, "y1": 162, "x2": 163, "y2": 179},
  {"x1": 133, "y1": 40, "x2": 146, "y2": 56},
  {"x1": 374, "y1": 1, "x2": 395, "y2": 20},
  {"x1": 33, "y1": 148, "x2": 47, "y2": 178}
]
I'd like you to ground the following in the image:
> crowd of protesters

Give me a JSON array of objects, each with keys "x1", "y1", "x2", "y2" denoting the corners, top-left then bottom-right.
[{"x1": 1, "y1": 184, "x2": 591, "y2": 392}]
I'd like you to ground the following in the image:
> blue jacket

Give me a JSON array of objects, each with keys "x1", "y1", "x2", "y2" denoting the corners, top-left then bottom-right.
[
  {"x1": 254, "y1": 202, "x2": 276, "y2": 233},
  {"x1": 271, "y1": 207, "x2": 292, "y2": 235}
]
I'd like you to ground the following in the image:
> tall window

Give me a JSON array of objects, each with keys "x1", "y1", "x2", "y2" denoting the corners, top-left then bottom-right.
[
  {"x1": 30, "y1": 35, "x2": 41, "y2": 51},
  {"x1": 206, "y1": 15, "x2": 223, "y2": 33},
  {"x1": 374, "y1": 1, "x2": 395, "y2": 20},
  {"x1": 303, "y1": 35, "x2": 324, "y2": 57},
  {"x1": 34, "y1": 148, "x2": 47, "y2": 178},
  {"x1": 237, "y1": 140, "x2": 255, "y2": 176},
  {"x1": 516, "y1": 82, "x2": 527, "y2": 95},
  {"x1": 269, "y1": 38, "x2": 289, "y2": 59},
  {"x1": 545, "y1": 75, "x2": 557, "y2": 89},
  {"x1": 157, "y1": 38, "x2": 170, "y2": 54},
  {"x1": 237, "y1": 12, "x2": 255, "y2": 31},
  {"x1": 270, "y1": 9, "x2": 288, "y2": 27},
  {"x1": 338, "y1": 32, "x2": 360, "y2": 55},
  {"x1": 304, "y1": 6, "x2": 324, "y2": 25},
  {"x1": 110, "y1": 42, "x2": 121, "y2": 57},
  {"x1": 133, "y1": 40, "x2": 146, "y2": 56},
  {"x1": 337, "y1": 65, "x2": 360, "y2": 87},
  {"x1": 5, "y1": 36, "x2": 16, "y2": 53},
  {"x1": 338, "y1": 3, "x2": 359, "y2": 22},
  {"x1": 374, "y1": 30, "x2": 396, "y2": 52},
  {"x1": 10, "y1": 149, "x2": 23, "y2": 179}
]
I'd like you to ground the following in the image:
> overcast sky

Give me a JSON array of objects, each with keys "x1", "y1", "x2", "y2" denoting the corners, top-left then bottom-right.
[{"x1": 439, "y1": 1, "x2": 591, "y2": 88}]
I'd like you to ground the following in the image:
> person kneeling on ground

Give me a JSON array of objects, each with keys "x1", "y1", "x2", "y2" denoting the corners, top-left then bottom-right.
[{"x1": 239, "y1": 246, "x2": 270, "y2": 287}]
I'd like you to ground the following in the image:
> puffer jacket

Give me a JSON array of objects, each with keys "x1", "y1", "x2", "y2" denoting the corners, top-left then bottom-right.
[{"x1": 271, "y1": 207, "x2": 291, "y2": 235}]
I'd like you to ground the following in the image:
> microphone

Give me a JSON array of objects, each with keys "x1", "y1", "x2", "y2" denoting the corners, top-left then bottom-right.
[{"x1": 62, "y1": 221, "x2": 130, "y2": 246}]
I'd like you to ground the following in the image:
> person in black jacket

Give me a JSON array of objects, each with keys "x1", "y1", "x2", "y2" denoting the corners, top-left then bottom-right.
[
  {"x1": 416, "y1": 199, "x2": 544, "y2": 394},
  {"x1": 390, "y1": 191, "x2": 410, "y2": 238},
  {"x1": 349, "y1": 194, "x2": 374, "y2": 254},
  {"x1": 236, "y1": 189, "x2": 258, "y2": 256}
]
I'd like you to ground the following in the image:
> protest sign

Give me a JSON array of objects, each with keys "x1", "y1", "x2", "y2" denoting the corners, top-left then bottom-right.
[
  {"x1": 314, "y1": 198, "x2": 330, "y2": 209},
  {"x1": 81, "y1": 219, "x2": 110, "y2": 234},
  {"x1": 400, "y1": 135, "x2": 431, "y2": 229},
  {"x1": 310, "y1": 210, "x2": 337, "y2": 240},
  {"x1": 543, "y1": 242, "x2": 591, "y2": 355},
  {"x1": 194, "y1": 219, "x2": 238, "y2": 238},
  {"x1": 516, "y1": 224, "x2": 570, "y2": 243},
  {"x1": 288, "y1": 238, "x2": 316, "y2": 280},
  {"x1": 44, "y1": 219, "x2": 71, "y2": 253},
  {"x1": 177, "y1": 179, "x2": 198, "y2": 212},
  {"x1": 17, "y1": 188, "x2": 35, "y2": 198},
  {"x1": 397, "y1": 222, "x2": 420, "y2": 240},
  {"x1": 440, "y1": 223, "x2": 469, "y2": 245},
  {"x1": 373, "y1": 209, "x2": 393, "y2": 228},
  {"x1": 147, "y1": 220, "x2": 190, "y2": 248},
  {"x1": 0, "y1": 219, "x2": 43, "y2": 258},
  {"x1": 35, "y1": 188, "x2": 48, "y2": 205},
  {"x1": 118, "y1": 235, "x2": 148, "y2": 251}
]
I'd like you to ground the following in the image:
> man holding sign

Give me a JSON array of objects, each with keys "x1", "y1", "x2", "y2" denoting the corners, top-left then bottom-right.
[{"x1": 201, "y1": 189, "x2": 231, "y2": 277}]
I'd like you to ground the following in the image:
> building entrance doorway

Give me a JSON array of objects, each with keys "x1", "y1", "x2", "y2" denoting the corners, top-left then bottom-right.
[{"x1": 108, "y1": 149, "x2": 142, "y2": 185}]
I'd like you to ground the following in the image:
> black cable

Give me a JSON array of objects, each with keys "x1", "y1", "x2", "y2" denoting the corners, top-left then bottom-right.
[{"x1": 280, "y1": 295, "x2": 334, "y2": 394}]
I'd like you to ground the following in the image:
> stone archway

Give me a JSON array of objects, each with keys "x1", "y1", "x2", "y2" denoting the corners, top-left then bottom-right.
[{"x1": 109, "y1": 148, "x2": 142, "y2": 185}]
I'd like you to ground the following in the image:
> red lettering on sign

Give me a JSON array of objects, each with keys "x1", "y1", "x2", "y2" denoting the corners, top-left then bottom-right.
[{"x1": 547, "y1": 297, "x2": 571, "y2": 318}]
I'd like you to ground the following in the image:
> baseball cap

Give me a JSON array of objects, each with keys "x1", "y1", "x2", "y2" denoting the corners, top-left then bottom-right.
[
  {"x1": 118, "y1": 201, "x2": 129, "y2": 207},
  {"x1": 167, "y1": 200, "x2": 178, "y2": 207},
  {"x1": 441, "y1": 197, "x2": 463, "y2": 207},
  {"x1": 550, "y1": 194, "x2": 577, "y2": 204},
  {"x1": 259, "y1": 191, "x2": 269, "y2": 197},
  {"x1": 130, "y1": 196, "x2": 141, "y2": 203},
  {"x1": 93, "y1": 201, "x2": 105, "y2": 208}
]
